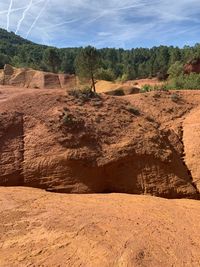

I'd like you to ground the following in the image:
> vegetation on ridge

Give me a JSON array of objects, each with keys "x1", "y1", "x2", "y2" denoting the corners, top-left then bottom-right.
[{"x1": 1, "y1": 28, "x2": 200, "y2": 83}]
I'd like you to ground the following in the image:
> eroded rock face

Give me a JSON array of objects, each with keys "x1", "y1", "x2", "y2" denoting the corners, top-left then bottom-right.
[
  {"x1": 184, "y1": 59, "x2": 200, "y2": 74},
  {"x1": 0, "y1": 112, "x2": 24, "y2": 186},
  {"x1": 4, "y1": 64, "x2": 14, "y2": 75},
  {"x1": 0, "y1": 88, "x2": 199, "y2": 198},
  {"x1": 183, "y1": 108, "x2": 200, "y2": 192},
  {"x1": 0, "y1": 65, "x2": 76, "y2": 89}
]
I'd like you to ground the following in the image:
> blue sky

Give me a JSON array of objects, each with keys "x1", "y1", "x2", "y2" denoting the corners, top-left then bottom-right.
[{"x1": 0, "y1": 0, "x2": 200, "y2": 48}]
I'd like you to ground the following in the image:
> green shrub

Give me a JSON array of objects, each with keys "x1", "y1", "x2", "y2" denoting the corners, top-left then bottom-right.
[
  {"x1": 126, "y1": 106, "x2": 140, "y2": 116},
  {"x1": 171, "y1": 93, "x2": 180, "y2": 102},
  {"x1": 62, "y1": 113, "x2": 74, "y2": 125},
  {"x1": 167, "y1": 73, "x2": 200, "y2": 90},
  {"x1": 120, "y1": 73, "x2": 129, "y2": 82},
  {"x1": 68, "y1": 87, "x2": 100, "y2": 101},
  {"x1": 96, "y1": 68, "x2": 115, "y2": 81},
  {"x1": 140, "y1": 84, "x2": 153, "y2": 92},
  {"x1": 167, "y1": 61, "x2": 183, "y2": 78},
  {"x1": 62, "y1": 110, "x2": 84, "y2": 128}
]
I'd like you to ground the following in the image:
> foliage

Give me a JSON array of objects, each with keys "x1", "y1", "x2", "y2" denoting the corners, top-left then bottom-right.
[
  {"x1": 0, "y1": 53, "x2": 10, "y2": 68},
  {"x1": 171, "y1": 93, "x2": 180, "y2": 102},
  {"x1": 68, "y1": 87, "x2": 100, "y2": 102},
  {"x1": 62, "y1": 113, "x2": 75, "y2": 125},
  {"x1": 96, "y1": 68, "x2": 115, "y2": 81},
  {"x1": 168, "y1": 61, "x2": 184, "y2": 78},
  {"x1": 141, "y1": 84, "x2": 153, "y2": 92},
  {"x1": 43, "y1": 48, "x2": 61, "y2": 73},
  {"x1": 167, "y1": 73, "x2": 200, "y2": 90},
  {"x1": 1, "y1": 28, "x2": 200, "y2": 83},
  {"x1": 75, "y1": 46, "x2": 100, "y2": 91},
  {"x1": 126, "y1": 106, "x2": 140, "y2": 116}
]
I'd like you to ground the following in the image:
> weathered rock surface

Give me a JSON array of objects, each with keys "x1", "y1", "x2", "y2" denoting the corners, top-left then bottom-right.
[
  {"x1": 184, "y1": 59, "x2": 200, "y2": 74},
  {"x1": 0, "y1": 187, "x2": 200, "y2": 267},
  {"x1": 183, "y1": 107, "x2": 200, "y2": 192},
  {"x1": 0, "y1": 87, "x2": 199, "y2": 198},
  {"x1": 0, "y1": 64, "x2": 76, "y2": 89}
]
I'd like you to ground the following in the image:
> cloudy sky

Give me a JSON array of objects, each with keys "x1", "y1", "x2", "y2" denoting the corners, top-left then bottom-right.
[{"x1": 0, "y1": 0, "x2": 200, "y2": 48}]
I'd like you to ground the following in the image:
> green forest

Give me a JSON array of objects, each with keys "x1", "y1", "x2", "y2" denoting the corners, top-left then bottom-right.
[{"x1": 1, "y1": 28, "x2": 200, "y2": 82}]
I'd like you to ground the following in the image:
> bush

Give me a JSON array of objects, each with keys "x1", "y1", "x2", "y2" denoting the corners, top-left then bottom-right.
[
  {"x1": 120, "y1": 73, "x2": 129, "y2": 82},
  {"x1": 0, "y1": 53, "x2": 10, "y2": 68},
  {"x1": 171, "y1": 93, "x2": 180, "y2": 102},
  {"x1": 68, "y1": 87, "x2": 100, "y2": 101},
  {"x1": 62, "y1": 110, "x2": 84, "y2": 128},
  {"x1": 62, "y1": 113, "x2": 74, "y2": 125},
  {"x1": 140, "y1": 84, "x2": 153, "y2": 92},
  {"x1": 167, "y1": 61, "x2": 183, "y2": 78},
  {"x1": 157, "y1": 71, "x2": 168, "y2": 81},
  {"x1": 126, "y1": 106, "x2": 140, "y2": 116},
  {"x1": 167, "y1": 73, "x2": 200, "y2": 90},
  {"x1": 96, "y1": 68, "x2": 115, "y2": 81}
]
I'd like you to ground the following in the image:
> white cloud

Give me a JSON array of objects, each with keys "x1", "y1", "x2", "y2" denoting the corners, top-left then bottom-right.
[{"x1": 0, "y1": 0, "x2": 200, "y2": 48}]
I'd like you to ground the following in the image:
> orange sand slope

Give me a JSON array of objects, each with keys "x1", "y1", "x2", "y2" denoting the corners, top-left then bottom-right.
[{"x1": 0, "y1": 187, "x2": 200, "y2": 267}]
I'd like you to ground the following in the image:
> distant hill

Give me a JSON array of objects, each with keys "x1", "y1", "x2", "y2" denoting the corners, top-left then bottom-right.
[
  {"x1": 0, "y1": 28, "x2": 34, "y2": 46},
  {"x1": 0, "y1": 28, "x2": 200, "y2": 79}
]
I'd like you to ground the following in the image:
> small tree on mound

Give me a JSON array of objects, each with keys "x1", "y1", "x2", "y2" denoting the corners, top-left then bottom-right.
[
  {"x1": 75, "y1": 46, "x2": 100, "y2": 92},
  {"x1": 43, "y1": 48, "x2": 61, "y2": 73}
]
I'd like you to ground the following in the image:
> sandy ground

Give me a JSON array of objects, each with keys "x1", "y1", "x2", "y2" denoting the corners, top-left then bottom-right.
[
  {"x1": 96, "y1": 78, "x2": 163, "y2": 93},
  {"x1": 0, "y1": 187, "x2": 200, "y2": 267}
]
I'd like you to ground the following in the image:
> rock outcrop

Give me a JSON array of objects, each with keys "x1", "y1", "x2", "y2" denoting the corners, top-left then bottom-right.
[
  {"x1": 0, "y1": 64, "x2": 76, "y2": 89},
  {"x1": 0, "y1": 87, "x2": 199, "y2": 198},
  {"x1": 183, "y1": 107, "x2": 200, "y2": 192},
  {"x1": 184, "y1": 58, "x2": 200, "y2": 74}
]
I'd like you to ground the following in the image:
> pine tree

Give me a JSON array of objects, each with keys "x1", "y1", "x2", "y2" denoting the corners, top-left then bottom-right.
[
  {"x1": 43, "y1": 48, "x2": 61, "y2": 73},
  {"x1": 75, "y1": 46, "x2": 100, "y2": 92}
]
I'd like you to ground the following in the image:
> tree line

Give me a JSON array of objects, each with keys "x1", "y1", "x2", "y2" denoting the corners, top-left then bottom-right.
[{"x1": 1, "y1": 28, "x2": 200, "y2": 83}]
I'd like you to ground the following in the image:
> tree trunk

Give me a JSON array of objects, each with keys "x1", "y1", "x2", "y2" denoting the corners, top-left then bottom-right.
[{"x1": 91, "y1": 73, "x2": 96, "y2": 92}]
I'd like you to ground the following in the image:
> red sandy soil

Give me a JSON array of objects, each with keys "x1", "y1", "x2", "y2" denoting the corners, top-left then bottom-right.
[
  {"x1": 0, "y1": 187, "x2": 200, "y2": 267},
  {"x1": 96, "y1": 78, "x2": 163, "y2": 93},
  {"x1": 1, "y1": 83, "x2": 200, "y2": 266}
]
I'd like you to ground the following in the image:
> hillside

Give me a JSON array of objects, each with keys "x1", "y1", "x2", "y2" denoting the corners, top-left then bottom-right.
[
  {"x1": 0, "y1": 28, "x2": 34, "y2": 45},
  {"x1": 1, "y1": 28, "x2": 200, "y2": 80}
]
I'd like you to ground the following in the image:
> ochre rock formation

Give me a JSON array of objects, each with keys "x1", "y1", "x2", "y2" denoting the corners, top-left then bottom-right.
[
  {"x1": 183, "y1": 107, "x2": 200, "y2": 192},
  {"x1": 184, "y1": 59, "x2": 200, "y2": 74},
  {"x1": 0, "y1": 64, "x2": 76, "y2": 89},
  {"x1": 0, "y1": 86, "x2": 199, "y2": 198}
]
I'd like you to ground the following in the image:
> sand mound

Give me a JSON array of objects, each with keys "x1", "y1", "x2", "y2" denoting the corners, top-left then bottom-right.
[
  {"x1": 0, "y1": 86, "x2": 199, "y2": 198},
  {"x1": 96, "y1": 78, "x2": 163, "y2": 94},
  {"x1": 0, "y1": 187, "x2": 200, "y2": 267},
  {"x1": 0, "y1": 64, "x2": 76, "y2": 89}
]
